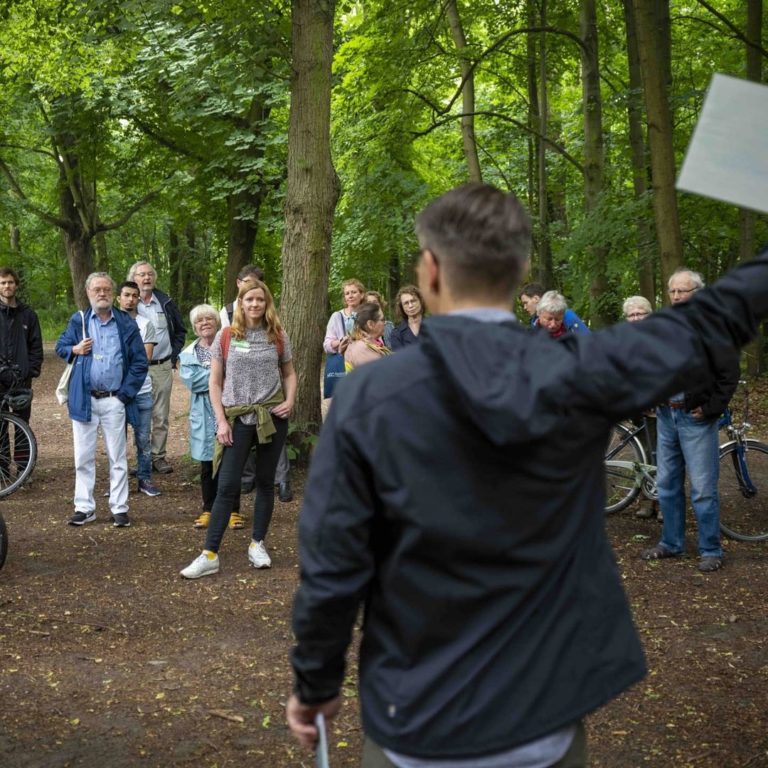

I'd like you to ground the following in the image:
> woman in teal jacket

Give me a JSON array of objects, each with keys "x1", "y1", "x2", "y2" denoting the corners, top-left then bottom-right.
[{"x1": 180, "y1": 304, "x2": 240, "y2": 529}]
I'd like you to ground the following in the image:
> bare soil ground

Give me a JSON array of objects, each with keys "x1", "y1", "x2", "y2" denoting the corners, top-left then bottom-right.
[{"x1": 1, "y1": 349, "x2": 767, "y2": 767}]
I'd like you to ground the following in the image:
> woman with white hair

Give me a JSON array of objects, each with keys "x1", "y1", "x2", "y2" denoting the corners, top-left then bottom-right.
[
  {"x1": 537, "y1": 291, "x2": 590, "y2": 338},
  {"x1": 179, "y1": 304, "x2": 243, "y2": 530},
  {"x1": 623, "y1": 296, "x2": 653, "y2": 322}
]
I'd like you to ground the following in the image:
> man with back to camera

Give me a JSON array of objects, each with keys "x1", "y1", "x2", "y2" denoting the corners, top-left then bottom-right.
[
  {"x1": 641, "y1": 268, "x2": 739, "y2": 572},
  {"x1": 285, "y1": 182, "x2": 768, "y2": 767},
  {"x1": 128, "y1": 261, "x2": 186, "y2": 475},
  {"x1": 0, "y1": 267, "x2": 43, "y2": 470}
]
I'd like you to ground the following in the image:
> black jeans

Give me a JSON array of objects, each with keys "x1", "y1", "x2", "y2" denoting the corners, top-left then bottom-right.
[
  {"x1": 200, "y1": 460, "x2": 240, "y2": 513},
  {"x1": 204, "y1": 416, "x2": 288, "y2": 552}
]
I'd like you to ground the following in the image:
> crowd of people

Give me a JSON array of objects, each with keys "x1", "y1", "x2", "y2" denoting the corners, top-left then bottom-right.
[
  {"x1": 0, "y1": 180, "x2": 762, "y2": 766},
  {"x1": 0, "y1": 258, "x2": 735, "y2": 575}
]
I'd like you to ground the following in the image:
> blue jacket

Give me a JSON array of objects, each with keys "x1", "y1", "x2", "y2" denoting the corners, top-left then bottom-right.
[
  {"x1": 531, "y1": 308, "x2": 590, "y2": 334},
  {"x1": 179, "y1": 341, "x2": 216, "y2": 462},
  {"x1": 55, "y1": 308, "x2": 148, "y2": 424}
]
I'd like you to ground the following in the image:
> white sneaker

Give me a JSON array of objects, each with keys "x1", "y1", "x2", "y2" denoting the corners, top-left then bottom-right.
[
  {"x1": 248, "y1": 540, "x2": 272, "y2": 569},
  {"x1": 180, "y1": 552, "x2": 220, "y2": 579}
]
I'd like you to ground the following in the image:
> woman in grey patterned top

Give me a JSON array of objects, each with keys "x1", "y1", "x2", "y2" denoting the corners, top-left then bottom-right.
[{"x1": 180, "y1": 281, "x2": 297, "y2": 579}]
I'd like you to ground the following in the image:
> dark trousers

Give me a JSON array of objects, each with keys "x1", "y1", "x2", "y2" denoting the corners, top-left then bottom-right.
[
  {"x1": 200, "y1": 460, "x2": 240, "y2": 513},
  {"x1": 204, "y1": 416, "x2": 288, "y2": 552},
  {"x1": 0, "y1": 400, "x2": 32, "y2": 468},
  {"x1": 361, "y1": 722, "x2": 587, "y2": 768}
]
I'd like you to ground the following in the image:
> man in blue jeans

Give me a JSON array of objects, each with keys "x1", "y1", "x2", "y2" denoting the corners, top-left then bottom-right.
[
  {"x1": 118, "y1": 282, "x2": 161, "y2": 498},
  {"x1": 642, "y1": 268, "x2": 739, "y2": 572}
]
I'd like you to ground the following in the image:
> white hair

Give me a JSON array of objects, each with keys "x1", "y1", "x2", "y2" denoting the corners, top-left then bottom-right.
[{"x1": 537, "y1": 290, "x2": 567, "y2": 316}]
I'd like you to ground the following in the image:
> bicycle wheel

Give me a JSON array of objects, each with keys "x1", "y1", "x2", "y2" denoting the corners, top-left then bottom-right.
[
  {"x1": 604, "y1": 423, "x2": 646, "y2": 514},
  {"x1": 0, "y1": 412, "x2": 37, "y2": 498},
  {"x1": 719, "y1": 439, "x2": 768, "y2": 542},
  {"x1": 0, "y1": 513, "x2": 7, "y2": 570}
]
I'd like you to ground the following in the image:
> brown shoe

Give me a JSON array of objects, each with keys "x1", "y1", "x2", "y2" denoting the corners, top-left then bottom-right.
[
  {"x1": 635, "y1": 501, "x2": 656, "y2": 519},
  {"x1": 152, "y1": 458, "x2": 173, "y2": 474},
  {"x1": 698, "y1": 556, "x2": 723, "y2": 573}
]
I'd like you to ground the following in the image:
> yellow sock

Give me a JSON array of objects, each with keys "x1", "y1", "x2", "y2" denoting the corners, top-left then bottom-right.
[{"x1": 202, "y1": 550, "x2": 217, "y2": 560}]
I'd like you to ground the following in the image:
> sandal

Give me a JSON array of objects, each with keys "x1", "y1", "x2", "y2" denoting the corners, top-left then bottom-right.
[{"x1": 641, "y1": 544, "x2": 680, "y2": 561}]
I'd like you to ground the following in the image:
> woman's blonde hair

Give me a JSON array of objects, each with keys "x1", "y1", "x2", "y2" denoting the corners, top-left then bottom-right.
[
  {"x1": 230, "y1": 280, "x2": 284, "y2": 346},
  {"x1": 341, "y1": 278, "x2": 365, "y2": 301}
]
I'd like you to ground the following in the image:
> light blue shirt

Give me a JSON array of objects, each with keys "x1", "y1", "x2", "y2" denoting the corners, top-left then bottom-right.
[{"x1": 89, "y1": 311, "x2": 123, "y2": 392}]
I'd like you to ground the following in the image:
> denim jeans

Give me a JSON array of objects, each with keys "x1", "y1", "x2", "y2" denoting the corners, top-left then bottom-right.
[
  {"x1": 656, "y1": 405, "x2": 722, "y2": 557},
  {"x1": 204, "y1": 415, "x2": 288, "y2": 553},
  {"x1": 132, "y1": 391, "x2": 153, "y2": 482}
]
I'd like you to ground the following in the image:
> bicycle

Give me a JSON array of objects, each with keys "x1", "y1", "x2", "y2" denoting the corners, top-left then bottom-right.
[
  {"x1": 0, "y1": 364, "x2": 38, "y2": 571},
  {"x1": 603, "y1": 381, "x2": 768, "y2": 542}
]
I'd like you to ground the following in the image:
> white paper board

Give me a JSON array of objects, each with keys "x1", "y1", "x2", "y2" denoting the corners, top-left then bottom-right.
[{"x1": 677, "y1": 74, "x2": 768, "y2": 214}]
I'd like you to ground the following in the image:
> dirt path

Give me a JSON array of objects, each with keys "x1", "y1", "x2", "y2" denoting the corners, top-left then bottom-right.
[{"x1": 0, "y1": 350, "x2": 766, "y2": 767}]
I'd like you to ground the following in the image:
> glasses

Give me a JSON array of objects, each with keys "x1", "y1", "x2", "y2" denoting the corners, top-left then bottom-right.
[
  {"x1": 402, "y1": 299, "x2": 420, "y2": 307},
  {"x1": 625, "y1": 311, "x2": 649, "y2": 320},
  {"x1": 134, "y1": 271, "x2": 154, "y2": 278},
  {"x1": 668, "y1": 288, "x2": 696, "y2": 296}
]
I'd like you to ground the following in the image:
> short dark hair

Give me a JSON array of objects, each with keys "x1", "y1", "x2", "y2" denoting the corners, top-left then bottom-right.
[
  {"x1": 415, "y1": 183, "x2": 532, "y2": 302},
  {"x1": 118, "y1": 281, "x2": 140, "y2": 294},
  {"x1": 0, "y1": 268, "x2": 19, "y2": 285},
  {"x1": 520, "y1": 282, "x2": 545, "y2": 299},
  {"x1": 238, "y1": 264, "x2": 265, "y2": 282}
]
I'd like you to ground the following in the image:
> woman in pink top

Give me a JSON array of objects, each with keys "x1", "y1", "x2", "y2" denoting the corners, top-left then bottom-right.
[{"x1": 344, "y1": 303, "x2": 391, "y2": 371}]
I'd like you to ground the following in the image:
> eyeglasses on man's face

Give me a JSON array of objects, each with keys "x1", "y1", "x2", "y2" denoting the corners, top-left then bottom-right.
[
  {"x1": 668, "y1": 288, "x2": 695, "y2": 296},
  {"x1": 625, "y1": 311, "x2": 649, "y2": 320}
]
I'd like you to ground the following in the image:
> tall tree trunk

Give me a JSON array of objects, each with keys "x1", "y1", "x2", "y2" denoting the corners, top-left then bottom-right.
[
  {"x1": 444, "y1": 0, "x2": 482, "y2": 182},
  {"x1": 280, "y1": 0, "x2": 340, "y2": 439},
  {"x1": 581, "y1": 0, "x2": 609, "y2": 327},
  {"x1": 623, "y1": 0, "x2": 656, "y2": 305},
  {"x1": 537, "y1": 0, "x2": 553, "y2": 287},
  {"x1": 742, "y1": 0, "x2": 763, "y2": 375},
  {"x1": 225, "y1": 192, "x2": 261, "y2": 298},
  {"x1": 9, "y1": 225, "x2": 21, "y2": 255},
  {"x1": 526, "y1": 2, "x2": 539, "y2": 271},
  {"x1": 632, "y1": 0, "x2": 683, "y2": 296},
  {"x1": 58, "y1": 170, "x2": 93, "y2": 309}
]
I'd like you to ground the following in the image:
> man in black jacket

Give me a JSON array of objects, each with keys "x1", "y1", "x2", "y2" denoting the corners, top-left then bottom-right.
[
  {"x1": 642, "y1": 268, "x2": 738, "y2": 573},
  {"x1": 287, "y1": 184, "x2": 768, "y2": 766},
  {"x1": 0, "y1": 267, "x2": 43, "y2": 418},
  {"x1": 0, "y1": 267, "x2": 43, "y2": 473},
  {"x1": 128, "y1": 261, "x2": 186, "y2": 474}
]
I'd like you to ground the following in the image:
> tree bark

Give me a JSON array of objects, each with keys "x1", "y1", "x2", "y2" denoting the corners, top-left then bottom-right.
[
  {"x1": 742, "y1": 0, "x2": 763, "y2": 375},
  {"x1": 623, "y1": 0, "x2": 656, "y2": 306},
  {"x1": 581, "y1": 0, "x2": 609, "y2": 327},
  {"x1": 537, "y1": 0, "x2": 553, "y2": 287},
  {"x1": 632, "y1": 0, "x2": 683, "y2": 296},
  {"x1": 444, "y1": 0, "x2": 482, "y2": 182},
  {"x1": 280, "y1": 0, "x2": 340, "y2": 440}
]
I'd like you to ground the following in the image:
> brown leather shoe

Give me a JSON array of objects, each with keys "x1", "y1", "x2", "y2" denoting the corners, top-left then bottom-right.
[{"x1": 152, "y1": 458, "x2": 173, "y2": 474}]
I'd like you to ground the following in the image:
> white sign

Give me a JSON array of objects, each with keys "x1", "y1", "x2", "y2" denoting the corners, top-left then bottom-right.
[{"x1": 677, "y1": 74, "x2": 768, "y2": 214}]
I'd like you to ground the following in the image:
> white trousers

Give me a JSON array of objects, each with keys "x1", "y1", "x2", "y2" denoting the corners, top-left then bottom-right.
[{"x1": 72, "y1": 396, "x2": 128, "y2": 516}]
